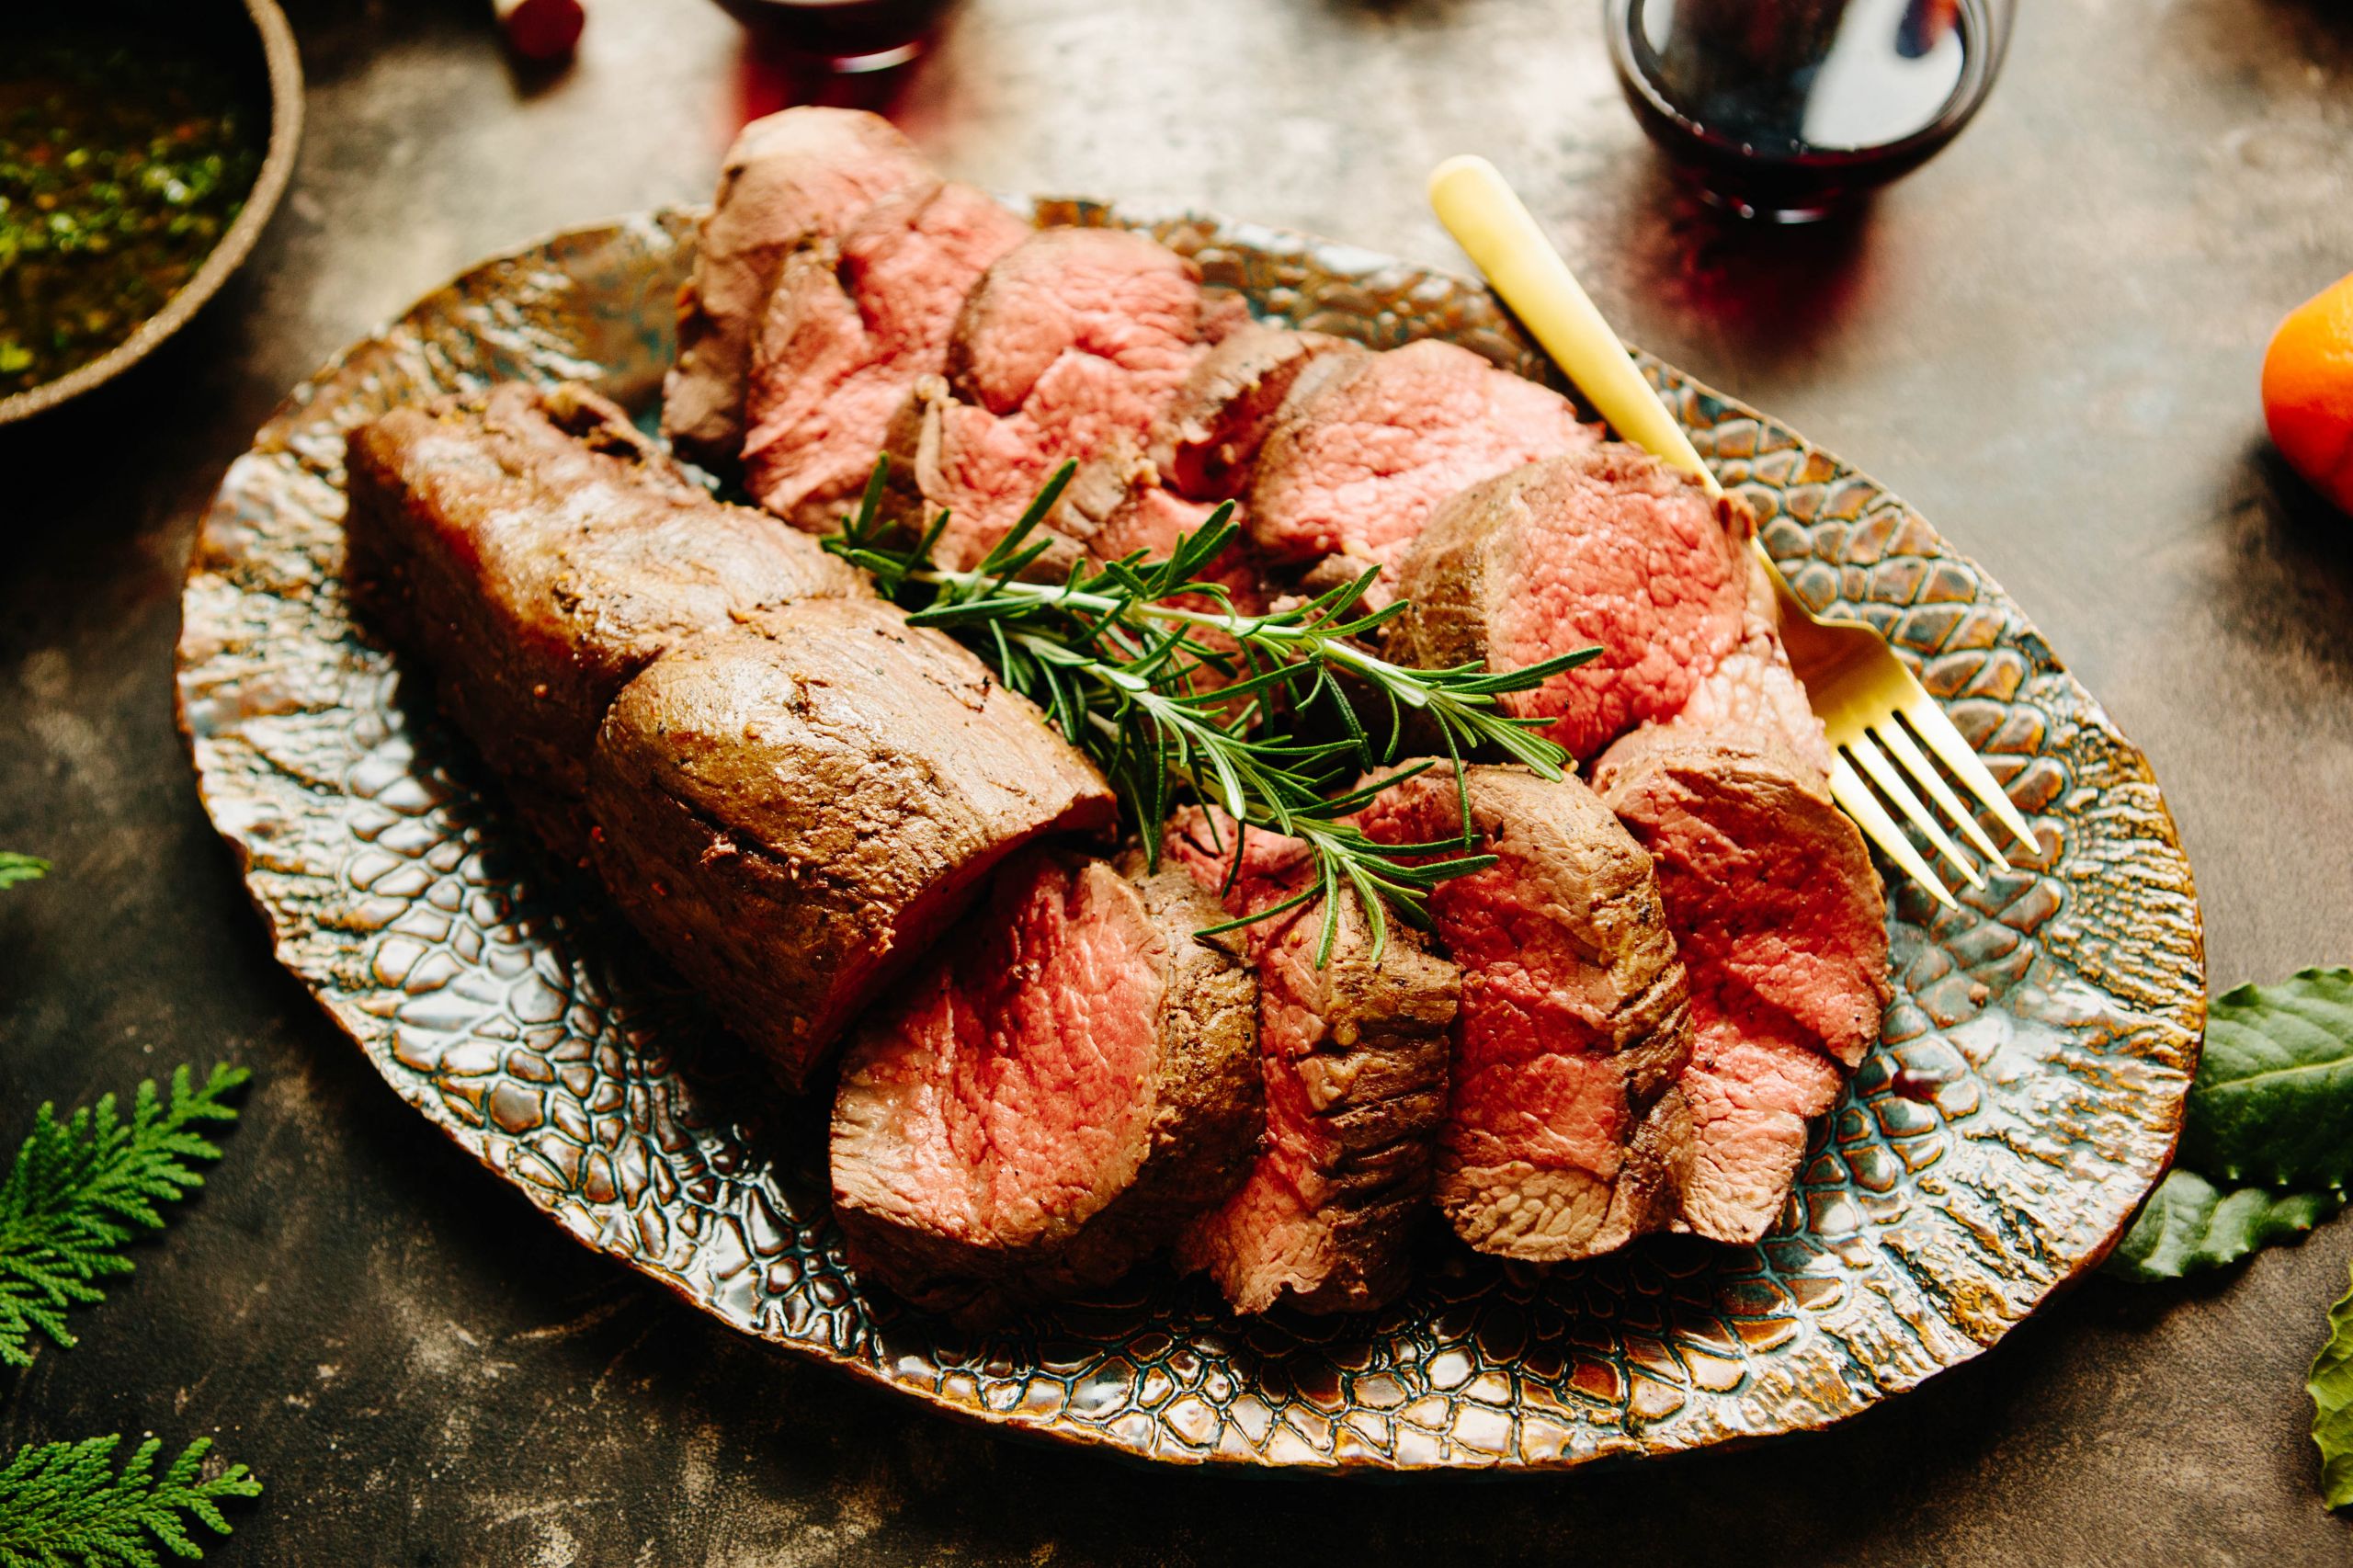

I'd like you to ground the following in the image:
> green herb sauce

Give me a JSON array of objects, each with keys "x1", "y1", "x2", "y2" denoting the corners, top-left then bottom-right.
[{"x1": 0, "y1": 42, "x2": 264, "y2": 396}]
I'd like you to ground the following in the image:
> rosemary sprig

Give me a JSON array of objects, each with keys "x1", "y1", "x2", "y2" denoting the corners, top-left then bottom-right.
[{"x1": 825, "y1": 460, "x2": 1599, "y2": 960}]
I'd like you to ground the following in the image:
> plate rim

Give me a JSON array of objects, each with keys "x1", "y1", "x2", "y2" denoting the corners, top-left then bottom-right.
[{"x1": 174, "y1": 202, "x2": 2207, "y2": 1472}]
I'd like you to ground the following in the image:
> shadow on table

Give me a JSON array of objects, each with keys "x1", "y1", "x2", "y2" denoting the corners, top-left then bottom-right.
[{"x1": 2208, "y1": 437, "x2": 2353, "y2": 687}]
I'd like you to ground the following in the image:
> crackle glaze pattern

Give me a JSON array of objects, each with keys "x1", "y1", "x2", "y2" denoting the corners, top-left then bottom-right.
[{"x1": 176, "y1": 205, "x2": 2205, "y2": 1471}]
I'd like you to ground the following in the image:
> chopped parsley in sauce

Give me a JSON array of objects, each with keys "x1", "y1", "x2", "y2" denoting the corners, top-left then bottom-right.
[{"x1": 0, "y1": 42, "x2": 264, "y2": 396}]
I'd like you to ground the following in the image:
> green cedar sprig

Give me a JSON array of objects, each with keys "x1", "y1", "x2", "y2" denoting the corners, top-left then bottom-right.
[
  {"x1": 0, "y1": 1435, "x2": 258, "y2": 1568},
  {"x1": 0, "y1": 1065, "x2": 249, "y2": 1367},
  {"x1": 0, "y1": 856, "x2": 45, "y2": 893},
  {"x1": 826, "y1": 460, "x2": 1598, "y2": 960}
]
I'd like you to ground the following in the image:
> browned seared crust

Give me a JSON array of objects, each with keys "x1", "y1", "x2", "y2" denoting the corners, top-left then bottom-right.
[
  {"x1": 585, "y1": 598, "x2": 1117, "y2": 1088},
  {"x1": 662, "y1": 108, "x2": 932, "y2": 468},
  {"x1": 342, "y1": 381, "x2": 868, "y2": 852},
  {"x1": 832, "y1": 858, "x2": 1263, "y2": 1324},
  {"x1": 1357, "y1": 765, "x2": 1695, "y2": 1265},
  {"x1": 1167, "y1": 813, "x2": 1460, "y2": 1316},
  {"x1": 1149, "y1": 324, "x2": 1360, "y2": 500}
]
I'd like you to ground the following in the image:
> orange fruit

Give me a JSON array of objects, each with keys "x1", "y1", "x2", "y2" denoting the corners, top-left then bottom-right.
[{"x1": 2264, "y1": 271, "x2": 2353, "y2": 513}]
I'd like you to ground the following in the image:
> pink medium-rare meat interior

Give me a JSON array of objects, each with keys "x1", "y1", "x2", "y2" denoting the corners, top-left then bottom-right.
[
  {"x1": 1357, "y1": 765, "x2": 1693, "y2": 1262},
  {"x1": 745, "y1": 181, "x2": 1030, "y2": 529},
  {"x1": 832, "y1": 848, "x2": 1262, "y2": 1320},
  {"x1": 1245, "y1": 337, "x2": 1598, "y2": 585},
  {"x1": 663, "y1": 108, "x2": 934, "y2": 468},
  {"x1": 1387, "y1": 445, "x2": 1753, "y2": 762},
  {"x1": 839, "y1": 854, "x2": 1165, "y2": 1246},
  {"x1": 907, "y1": 227, "x2": 1242, "y2": 568},
  {"x1": 1594, "y1": 738, "x2": 1891, "y2": 1244}
]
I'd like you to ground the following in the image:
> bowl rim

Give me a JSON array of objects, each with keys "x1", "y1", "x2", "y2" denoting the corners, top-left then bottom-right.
[{"x1": 0, "y1": 0, "x2": 306, "y2": 426}]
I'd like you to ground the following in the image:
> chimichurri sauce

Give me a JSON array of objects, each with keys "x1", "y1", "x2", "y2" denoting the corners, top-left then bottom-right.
[{"x1": 0, "y1": 41, "x2": 263, "y2": 396}]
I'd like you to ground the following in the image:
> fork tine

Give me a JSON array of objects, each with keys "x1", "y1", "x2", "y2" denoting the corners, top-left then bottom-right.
[
  {"x1": 1900, "y1": 691, "x2": 2039, "y2": 858},
  {"x1": 1872, "y1": 716, "x2": 2005, "y2": 866},
  {"x1": 1830, "y1": 756, "x2": 1958, "y2": 911},
  {"x1": 1845, "y1": 733, "x2": 1984, "y2": 889}
]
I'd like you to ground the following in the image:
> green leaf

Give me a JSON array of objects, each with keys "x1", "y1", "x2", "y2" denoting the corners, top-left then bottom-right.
[
  {"x1": 2312, "y1": 1260, "x2": 2353, "y2": 1509},
  {"x1": 2185, "y1": 967, "x2": 2353, "y2": 1190},
  {"x1": 2104, "y1": 1169, "x2": 2340, "y2": 1281},
  {"x1": 0, "y1": 855, "x2": 45, "y2": 892},
  {"x1": 0, "y1": 1065, "x2": 249, "y2": 1366},
  {"x1": 0, "y1": 1434, "x2": 258, "y2": 1567}
]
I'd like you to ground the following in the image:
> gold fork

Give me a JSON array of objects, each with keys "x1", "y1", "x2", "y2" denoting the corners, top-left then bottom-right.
[{"x1": 1427, "y1": 155, "x2": 2038, "y2": 908}]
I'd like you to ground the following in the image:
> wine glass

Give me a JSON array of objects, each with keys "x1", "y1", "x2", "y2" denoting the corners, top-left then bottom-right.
[
  {"x1": 709, "y1": 0, "x2": 959, "y2": 74},
  {"x1": 1604, "y1": 0, "x2": 2017, "y2": 222}
]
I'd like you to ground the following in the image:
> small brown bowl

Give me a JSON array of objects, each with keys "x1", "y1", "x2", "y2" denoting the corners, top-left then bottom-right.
[{"x1": 0, "y1": 0, "x2": 305, "y2": 426}]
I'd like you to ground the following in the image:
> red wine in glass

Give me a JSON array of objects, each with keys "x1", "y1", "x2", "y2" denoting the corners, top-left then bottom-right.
[
  {"x1": 710, "y1": 0, "x2": 957, "y2": 73},
  {"x1": 1605, "y1": 0, "x2": 2012, "y2": 222}
]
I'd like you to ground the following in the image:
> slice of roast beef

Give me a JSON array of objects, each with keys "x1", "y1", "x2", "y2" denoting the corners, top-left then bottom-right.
[
  {"x1": 1244, "y1": 338, "x2": 1599, "y2": 593},
  {"x1": 830, "y1": 848, "x2": 1262, "y2": 1323},
  {"x1": 1151, "y1": 324, "x2": 1364, "y2": 502},
  {"x1": 1357, "y1": 765, "x2": 1695, "y2": 1263},
  {"x1": 663, "y1": 108, "x2": 933, "y2": 470},
  {"x1": 881, "y1": 226, "x2": 1245, "y2": 570},
  {"x1": 343, "y1": 381, "x2": 870, "y2": 853},
  {"x1": 1593, "y1": 734, "x2": 1890, "y2": 1244},
  {"x1": 585, "y1": 597, "x2": 1118, "y2": 1089},
  {"x1": 743, "y1": 180, "x2": 1029, "y2": 532},
  {"x1": 1385, "y1": 445, "x2": 1752, "y2": 762},
  {"x1": 1166, "y1": 811, "x2": 1458, "y2": 1315},
  {"x1": 1639, "y1": 549, "x2": 1837, "y2": 782}
]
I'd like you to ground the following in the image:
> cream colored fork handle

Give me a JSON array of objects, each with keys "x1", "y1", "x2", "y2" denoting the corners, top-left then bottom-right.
[{"x1": 1428, "y1": 155, "x2": 1721, "y2": 498}]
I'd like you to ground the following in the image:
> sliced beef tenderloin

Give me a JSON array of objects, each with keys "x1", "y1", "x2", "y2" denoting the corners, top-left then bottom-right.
[
  {"x1": 663, "y1": 108, "x2": 933, "y2": 470},
  {"x1": 343, "y1": 381, "x2": 869, "y2": 853},
  {"x1": 830, "y1": 849, "x2": 1261, "y2": 1323},
  {"x1": 1166, "y1": 811, "x2": 1458, "y2": 1315},
  {"x1": 1635, "y1": 549, "x2": 1836, "y2": 782},
  {"x1": 1357, "y1": 765, "x2": 1695, "y2": 1263},
  {"x1": 1244, "y1": 338, "x2": 1598, "y2": 593},
  {"x1": 743, "y1": 180, "x2": 1029, "y2": 531},
  {"x1": 1151, "y1": 324, "x2": 1365, "y2": 502},
  {"x1": 1385, "y1": 445, "x2": 1752, "y2": 762},
  {"x1": 1593, "y1": 734, "x2": 1890, "y2": 1244},
  {"x1": 881, "y1": 226, "x2": 1245, "y2": 570},
  {"x1": 585, "y1": 597, "x2": 1118, "y2": 1089}
]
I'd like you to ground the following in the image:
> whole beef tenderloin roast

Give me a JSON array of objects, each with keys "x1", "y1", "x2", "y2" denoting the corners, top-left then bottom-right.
[
  {"x1": 1357, "y1": 765, "x2": 1695, "y2": 1263},
  {"x1": 1244, "y1": 337, "x2": 1597, "y2": 594},
  {"x1": 881, "y1": 225, "x2": 1245, "y2": 569},
  {"x1": 585, "y1": 597, "x2": 1118, "y2": 1089},
  {"x1": 662, "y1": 108, "x2": 933, "y2": 470},
  {"x1": 1594, "y1": 733, "x2": 1891, "y2": 1244},
  {"x1": 831, "y1": 849, "x2": 1262, "y2": 1323},
  {"x1": 342, "y1": 381, "x2": 868, "y2": 853},
  {"x1": 1167, "y1": 812, "x2": 1459, "y2": 1315},
  {"x1": 743, "y1": 179, "x2": 1029, "y2": 531},
  {"x1": 1386, "y1": 444, "x2": 1753, "y2": 762}
]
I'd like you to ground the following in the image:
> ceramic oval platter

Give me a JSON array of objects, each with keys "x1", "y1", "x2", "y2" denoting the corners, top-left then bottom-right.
[{"x1": 176, "y1": 201, "x2": 2205, "y2": 1471}]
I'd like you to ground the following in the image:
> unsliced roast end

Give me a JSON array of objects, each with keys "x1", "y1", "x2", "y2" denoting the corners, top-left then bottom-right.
[
  {"x1": 344, "y1": 380, "x2": 868, "y2": 859},
  {"x1": 585, "y1": 597, "x2": 1116, "y2": 1092}
]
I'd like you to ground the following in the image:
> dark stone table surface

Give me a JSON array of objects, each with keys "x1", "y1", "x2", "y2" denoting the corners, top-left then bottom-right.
[{"x1": 6, "y1": 0, "x2": 2353, "y2": 1561}]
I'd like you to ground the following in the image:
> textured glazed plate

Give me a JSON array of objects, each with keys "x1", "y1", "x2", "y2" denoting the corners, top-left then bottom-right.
[{"x1": 176, "y1": 202, "x2": 2205, "y2": 1471}]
